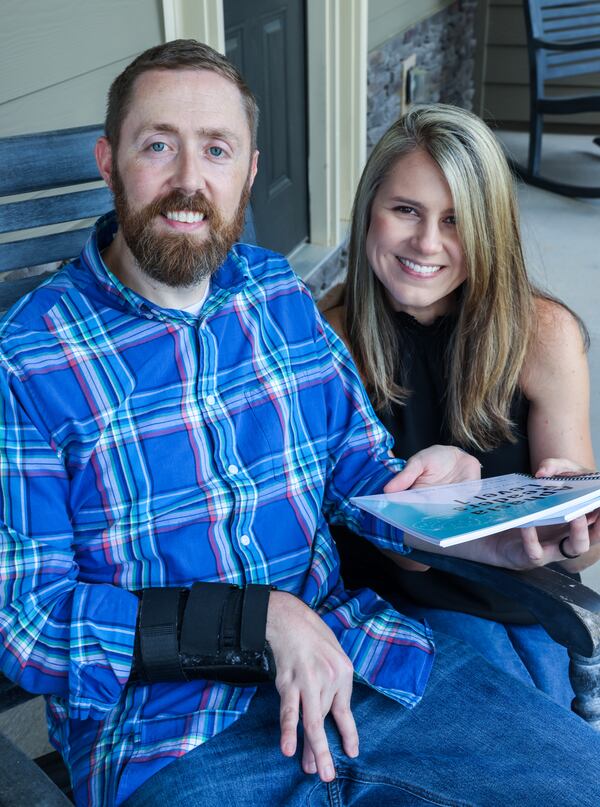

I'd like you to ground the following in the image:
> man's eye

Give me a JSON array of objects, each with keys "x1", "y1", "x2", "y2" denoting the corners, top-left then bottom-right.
[
  {"x1": 208, "y1": 146, "x2": 224, "y2": 157},
  {"x1": 150, "y1": 142, "x2": 167, "y2": 152}
]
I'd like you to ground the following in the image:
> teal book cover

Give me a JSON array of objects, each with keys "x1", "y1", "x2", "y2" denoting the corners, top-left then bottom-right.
[{"x1": 351, "y1": 473, "x2": 600, "y2": 547}]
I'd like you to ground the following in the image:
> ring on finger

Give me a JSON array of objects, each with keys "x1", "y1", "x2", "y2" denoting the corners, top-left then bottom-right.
[{"x1": 558, "y1": 536, "x2": 580, "y2": 560}]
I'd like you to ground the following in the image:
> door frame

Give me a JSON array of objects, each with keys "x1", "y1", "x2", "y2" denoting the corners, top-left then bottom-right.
[{"x1": 161, "y1": 0, "x2": 367, "y2": 276}]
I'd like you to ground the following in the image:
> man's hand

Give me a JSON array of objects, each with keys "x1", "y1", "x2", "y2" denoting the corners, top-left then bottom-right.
[
  {"x1": 384, "y1": 445, "x2": 481, "y2": 493},
  {"x1": 266, "y1": 590, "x2": 358, "y2": 782}
]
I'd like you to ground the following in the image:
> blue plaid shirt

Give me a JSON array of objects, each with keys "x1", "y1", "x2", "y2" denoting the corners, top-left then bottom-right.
[{"x1": 0, "y1": 214, "x2": 434, "y2": 806}]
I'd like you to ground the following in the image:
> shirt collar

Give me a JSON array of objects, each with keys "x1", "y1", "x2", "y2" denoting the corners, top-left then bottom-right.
[{"x1": 79, "y1": 211, "x2": 252, "y2": 322}]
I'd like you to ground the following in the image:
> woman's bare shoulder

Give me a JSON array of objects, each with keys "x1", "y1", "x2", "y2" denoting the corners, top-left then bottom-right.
[
  {"x1": 531, "y1": 296, "x2": 586, "y2": 355},
  {"x1": 521, "y1": 296, "x2": 588, "y2": 396}
]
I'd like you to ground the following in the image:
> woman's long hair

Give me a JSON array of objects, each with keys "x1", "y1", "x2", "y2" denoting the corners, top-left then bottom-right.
[{"x1": 346, "y1": 104, "x2": 543, "y2": 451}]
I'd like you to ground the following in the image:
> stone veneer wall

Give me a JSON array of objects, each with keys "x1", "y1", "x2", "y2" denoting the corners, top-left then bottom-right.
[
  {"x1": 367, "y1": 0, "x2": 478, "y2": 150},
  {"x1": 309, "y1": 0, "x2": 478, "y2": 300}
]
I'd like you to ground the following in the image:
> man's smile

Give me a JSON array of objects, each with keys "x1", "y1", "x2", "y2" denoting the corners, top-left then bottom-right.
[{"x1": 164, "y1": 210, "x2": 206, "y2": 224}]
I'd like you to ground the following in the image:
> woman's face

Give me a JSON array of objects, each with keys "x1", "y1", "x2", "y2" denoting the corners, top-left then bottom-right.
[{"x1": 366, "y1": 148, "x2": 467, "y2": 325}]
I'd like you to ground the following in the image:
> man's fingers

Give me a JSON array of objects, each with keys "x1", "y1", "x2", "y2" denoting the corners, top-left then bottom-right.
[
  {"x1": 279, "y1": 688, "x2": 300, "y2": 757},
  {"x1": 268, "y1": 591, "x2": 356, "y2": 781},
  {"x1": 300, "y1": 692, "x2": 336, "y2": 782},
  {"x1": 330, "y1": 691, "x2": 359, "y2": 758},
  {"x1": 301, "y1": 744, "x2": 317, "y2": 775}
]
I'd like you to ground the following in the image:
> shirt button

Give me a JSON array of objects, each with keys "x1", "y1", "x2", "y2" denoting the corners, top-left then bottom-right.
[
  {"x1": 206, "y1": 394, "x2": 216, "y2": 405},
  {"x1": 240, "y1": 535, "x2": 251, "y2": 546},
  {"x1": 228, "y1": 464, "x2": 239, "y2": 475}
]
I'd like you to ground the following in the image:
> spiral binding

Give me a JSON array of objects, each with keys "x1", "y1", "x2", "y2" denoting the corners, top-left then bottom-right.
[{"x1": 516, "y1": 472, "x2": 600, "y2": 482}]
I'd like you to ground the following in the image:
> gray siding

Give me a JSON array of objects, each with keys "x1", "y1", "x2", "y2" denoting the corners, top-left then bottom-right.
[
  {"x1": 0, "y1": 0, "x2": 164, "y2": 136},
  {"x1": 368, "y1": 0, "x2": 453, "y2": 50}
]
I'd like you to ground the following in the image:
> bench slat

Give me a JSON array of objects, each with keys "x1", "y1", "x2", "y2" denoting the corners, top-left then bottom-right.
[
  {"x1": 0, "y1": 125, "x2": 104, "y2": 196},
  {"x1": 0, "y1": 186, "x2": 113, "y2": 235},
  {"x1": 0, "y1": 229, "x2": 92, "y2": 274},
  {"x1": 545, "y1": 11, "x2": 600, "y2": 27},
  {"x1": 546, "y1": 60, "x2": 600, "y2": 80},
  {"x1": 546, "y1": 62, "x2": 600, "y2": 79},
  {"x1": 540, "y1": 0, "x2": 600, "y2": 10},
  {"x1": 543, "y1": 25, "x2": 600, "y2": 40}
]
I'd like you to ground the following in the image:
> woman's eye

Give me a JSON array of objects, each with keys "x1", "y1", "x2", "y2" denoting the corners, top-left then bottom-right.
[
  {"x1": 150, "y1": 142, "x2": 167, "y2": 153},
  {"x1": 445, "y1": 215, "x2": 457, "y2": 226},
  {"x1": 394, "y1": 206, "x2": 416, "y2": 215},
  {"x1": 208, "y1": 146, "x2": 224, "y2": 157}
]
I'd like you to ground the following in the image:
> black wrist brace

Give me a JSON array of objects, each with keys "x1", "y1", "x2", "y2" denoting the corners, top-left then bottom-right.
[{"x1": 132, "y1": 583, "x2": 276, "y2": 685}]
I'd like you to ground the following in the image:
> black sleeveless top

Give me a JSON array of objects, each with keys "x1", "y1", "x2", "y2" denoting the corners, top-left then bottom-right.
[{"x1": 334, "y1": 310, "x2": 539, "y2": 624}]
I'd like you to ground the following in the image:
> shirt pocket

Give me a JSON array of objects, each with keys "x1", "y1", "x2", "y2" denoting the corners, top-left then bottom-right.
[{"x1": 222, "y1": 383, "x2": 282, "y2": 481}]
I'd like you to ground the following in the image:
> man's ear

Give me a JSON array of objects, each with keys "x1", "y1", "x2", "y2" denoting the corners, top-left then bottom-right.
[
  {"x1": 248, "y1": 150, "x2": 259, "y2": 189},
  {"x1": 95, "y1": 136, "x2": 114, "y2": 189}
]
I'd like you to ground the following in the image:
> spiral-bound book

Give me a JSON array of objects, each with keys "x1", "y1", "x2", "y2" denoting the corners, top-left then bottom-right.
[{"x1": 351, "y1": 473, "x2": 600, "y2": 547}]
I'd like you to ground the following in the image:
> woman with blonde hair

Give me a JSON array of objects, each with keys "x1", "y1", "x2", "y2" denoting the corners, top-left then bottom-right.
[{"x1": 322, "y1": 103, "x2": 598, "y2": 708}]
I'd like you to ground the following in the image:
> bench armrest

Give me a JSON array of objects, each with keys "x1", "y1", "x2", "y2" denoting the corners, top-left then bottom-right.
[{"x1": 408, "y1": 548, "x2": 600, "y2": 658}]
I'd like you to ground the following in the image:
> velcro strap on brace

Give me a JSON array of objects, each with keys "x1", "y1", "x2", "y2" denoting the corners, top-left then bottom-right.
[
  {"x1": 180, "y1": 583, "x2": 232, "y2": 656},
  {"x1": 241, "y1": 584, "x2": 272, "y2": 652},
  {"x1": 138, "y1": 587, "x2": 186, "y2": 682},
  {"x1": 133, "y1": 583, "x2": 276, "y2": 685}
]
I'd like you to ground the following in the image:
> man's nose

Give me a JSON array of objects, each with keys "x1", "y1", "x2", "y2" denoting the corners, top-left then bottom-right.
[{"x1": 171, "y1": 147, "x2": 206, "y2": 195}]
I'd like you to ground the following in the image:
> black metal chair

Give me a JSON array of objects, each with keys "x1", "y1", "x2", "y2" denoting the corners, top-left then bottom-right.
[{"x1": 519, "y1": 0, "x2": 600, "y2": 197}]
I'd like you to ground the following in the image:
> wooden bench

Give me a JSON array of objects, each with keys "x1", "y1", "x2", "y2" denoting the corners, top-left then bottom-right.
[
  {"x1": 520, "y1": 0, "x2": 600, "y2": 197},
  {"x1": 0, "y1": 123, "x2": 599, "y2": 803}
]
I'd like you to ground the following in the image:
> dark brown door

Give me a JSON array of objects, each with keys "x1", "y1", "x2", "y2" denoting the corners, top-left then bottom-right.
[{"x1": 224, "y1": 0, "x2": 309, "y2": 254}]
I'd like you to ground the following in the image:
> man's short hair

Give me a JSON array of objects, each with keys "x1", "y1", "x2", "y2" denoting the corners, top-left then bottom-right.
[{"x1": 105, "y1": 39, "x2": 259, "y2": 153}]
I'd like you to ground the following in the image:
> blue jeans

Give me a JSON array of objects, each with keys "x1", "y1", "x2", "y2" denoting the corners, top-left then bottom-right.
[
  {"x1": 123, "y1": 632, "x2": 600, "y2": 806},
  {"x1": 399, "y1": 604, "x2": 574, "y2": 709}
]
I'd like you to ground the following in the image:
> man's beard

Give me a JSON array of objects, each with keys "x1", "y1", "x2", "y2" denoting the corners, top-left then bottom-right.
[{"x1": 111, "y1": 169, "x2": 251, "y2": 288}]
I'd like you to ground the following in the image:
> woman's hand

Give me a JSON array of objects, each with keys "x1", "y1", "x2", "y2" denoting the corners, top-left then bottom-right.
[
  {"x1": 534, "y1": 457, "x2": 595, "y2": 478},
  {"x1": 383, "y1": 445, "x2": 481, "y2": 571},
  {"x1": 534, "y1": 457, "x2": 600, "y2": 571},
  {"x1": 384, "y1": 445, "x2": 481, "y2": 493},
  {"x1": 405, "y1": 515, "x2": 600, "y2": 572}
]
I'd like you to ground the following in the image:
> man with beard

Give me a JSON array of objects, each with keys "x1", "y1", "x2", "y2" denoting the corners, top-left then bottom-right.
[{"x1": 1, "y1": 39, "x2": 600, "y2": 807}]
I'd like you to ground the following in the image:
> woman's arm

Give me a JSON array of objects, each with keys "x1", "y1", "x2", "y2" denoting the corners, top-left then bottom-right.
[{"x1": 521, "y1": 297, "x2": 599, "y2": 571}]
